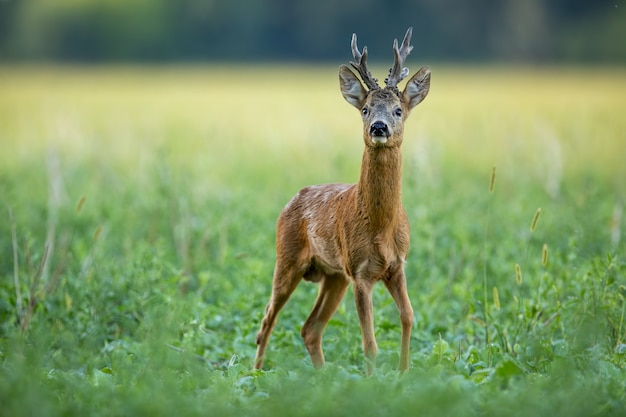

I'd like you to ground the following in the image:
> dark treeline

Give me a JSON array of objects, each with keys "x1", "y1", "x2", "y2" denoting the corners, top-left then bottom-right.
[{"x1": 1, "y1": 0, "x2": 625, "y2": 63}]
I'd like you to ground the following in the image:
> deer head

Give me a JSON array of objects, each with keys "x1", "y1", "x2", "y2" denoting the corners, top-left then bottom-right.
[{"x1": 338, "y1": 27, "x2": 431, "y2": 148}]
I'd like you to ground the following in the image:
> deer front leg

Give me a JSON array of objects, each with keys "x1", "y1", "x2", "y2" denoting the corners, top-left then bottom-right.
[
  {"x1": 383, "y1": 267, "x2": 414, "y2": 371},
  {"x1": 354, "y1": 279, "x2": 377, "y2": 375}
]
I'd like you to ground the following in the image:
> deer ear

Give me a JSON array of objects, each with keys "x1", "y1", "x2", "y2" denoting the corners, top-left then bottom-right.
[
  {"x1": 403, "y1": 66, "x2": 430, "y2": 110},
  {"x1": 339, "y1": 65, "x2": 367, "y2": 109}
]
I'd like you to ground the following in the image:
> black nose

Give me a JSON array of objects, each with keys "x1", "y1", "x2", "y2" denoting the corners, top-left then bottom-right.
[{"x1": 370, "y1": 121, "x2": 389, "y2": 136}]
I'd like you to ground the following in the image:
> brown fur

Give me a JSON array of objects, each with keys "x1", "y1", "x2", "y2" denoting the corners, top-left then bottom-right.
[{"x1": 254, "y1": 36, "x2": 431, "y2": 375}]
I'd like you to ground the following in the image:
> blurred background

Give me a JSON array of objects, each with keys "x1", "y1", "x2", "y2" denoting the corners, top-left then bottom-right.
[{"x1": 1, "y1": 0, "x2": 625, "y2": 64}]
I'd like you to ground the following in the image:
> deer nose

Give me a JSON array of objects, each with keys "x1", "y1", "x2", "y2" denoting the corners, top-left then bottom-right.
[{"x1": 370, "y1": 121, "x2": 389, "y2": 137}]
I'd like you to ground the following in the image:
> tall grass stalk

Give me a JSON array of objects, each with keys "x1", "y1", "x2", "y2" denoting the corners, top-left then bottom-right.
[
  {"x1": 513, "y1": 208, "x2": 543, "y2": 342},
  {"x1": 482, "y1": 165, "x2": 496, "y2": 363},
  {"x1": 533, "y1": 243, "x2": 550, "y2": 314},
  {"x1": 617, "y1": 297, "x2": 626, "y2": 348},
  {"x1": 21, "y1": 244, "x2": 49, "y2": 332},
  {"x1": 8, "y1": 204, "x2": 52, "y2": 332},
  {"x1": 8, "y1": 207, "x2": 22, "y2": 322},
  {"x1": 523, "y1": 208, "x2": 542, "y2": 265}
]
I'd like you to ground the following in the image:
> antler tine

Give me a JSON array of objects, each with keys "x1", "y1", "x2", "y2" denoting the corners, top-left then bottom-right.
[
  {"x1": 385, "y1": 27, "x2": 414, "y2": 88},
  {"x1": 349, "y1": 33, "x2": 380, "y2": 90}
]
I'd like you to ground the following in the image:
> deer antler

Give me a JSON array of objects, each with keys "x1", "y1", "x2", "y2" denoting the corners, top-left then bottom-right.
[
  {"x1": 385, "y1": 27, "x2": 414, "y2": 88},
  {"x1": 350, "y1": 33, "x2": 380, "y2": 90}
]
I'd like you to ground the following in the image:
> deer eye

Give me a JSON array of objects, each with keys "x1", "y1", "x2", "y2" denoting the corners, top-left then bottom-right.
[
  {"x1": 362, "y1": 107, "x2": 369, "y2": 116},
  {"x1": 394, "y1": 108, "x2": 402, "y2": 117}
]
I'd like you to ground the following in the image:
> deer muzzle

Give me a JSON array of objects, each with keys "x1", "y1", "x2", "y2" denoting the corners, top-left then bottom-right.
[{"x1": 370, "y1": 121, "x2": 390, "y2": 144}]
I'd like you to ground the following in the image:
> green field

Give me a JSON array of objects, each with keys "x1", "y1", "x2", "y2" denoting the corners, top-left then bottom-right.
[{"x1": 1, "y1": 65, "x2": 625, "y2": 416}]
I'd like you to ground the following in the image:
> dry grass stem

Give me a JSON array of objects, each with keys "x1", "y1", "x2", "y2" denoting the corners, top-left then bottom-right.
[
  {"x1": 20, "y1": 244, "x2": 50, "y2": 332},
  {"x1": 515, "y1": 263, "x2": 523, "y2": 286},
  {"x1": 611, "y1": 203, "x2": 622, "y2": 247},
  {"x1": 9, "y1": 207, "x2": 23, "y2": 321},
  {"x1": 76, "y1": 195, "x2": 87, "y2": 213},
  {"x1": 94, "y1": 226, "x2": 103, "y2": 241},
  {"x1": 493, "y1": 286, "x2": 501, "y2": 310},
  {"x1": 530, "y1": 208, "x2": 541, "y2": 232}
]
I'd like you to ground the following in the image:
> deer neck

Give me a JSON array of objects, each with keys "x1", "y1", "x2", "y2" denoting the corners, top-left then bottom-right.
[{"x1": 356, "y1": 145, "x2": 403, "y2": 230}]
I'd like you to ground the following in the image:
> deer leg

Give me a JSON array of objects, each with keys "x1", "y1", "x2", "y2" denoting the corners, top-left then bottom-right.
[
  {"x1": 254, "y1": 262, "x2": 302, "y2": 370},
  {"x1": 354, "y1": 279, "x2": 377, "y2": 375},
  {"x1": 301, "y1": 273, "x2": 350, "y2": 368},
  {"x1": 383, "y1": 268, "x2": 414, "y2": 372}
]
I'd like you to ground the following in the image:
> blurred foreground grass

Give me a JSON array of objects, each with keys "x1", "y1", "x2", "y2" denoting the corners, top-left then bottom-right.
[{"x1": 0, "y1": 65, "x2": 625, "y2": 416}]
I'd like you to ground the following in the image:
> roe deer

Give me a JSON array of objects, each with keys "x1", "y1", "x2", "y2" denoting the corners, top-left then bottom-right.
[{"x1": 254, "y1": 27, "x2": 430, "y2": 375}]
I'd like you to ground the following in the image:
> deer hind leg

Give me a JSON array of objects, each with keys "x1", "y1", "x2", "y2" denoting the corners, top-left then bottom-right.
[
  {"x1": 383, "y1": 267, "x2": 414, "y2": 372},
  {"x1": 254, "y1": 261, "x2": 303, "y2": 370},
  {"x1": 354, "y1": 278, "x2": 377, "y2": 375},
  {"x1": 301, "y1": 273, "x2": 350, "y2": 368}
]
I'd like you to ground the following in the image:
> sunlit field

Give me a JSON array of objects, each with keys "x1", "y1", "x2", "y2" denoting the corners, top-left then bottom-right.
[{"x1": 1, "y1": 65, "x2": 625, "y2": 416}]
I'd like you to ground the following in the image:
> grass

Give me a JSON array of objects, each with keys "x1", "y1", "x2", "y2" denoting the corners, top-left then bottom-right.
[{"x1": 1, "y1": 64, "x2": 625, "y2": 416}]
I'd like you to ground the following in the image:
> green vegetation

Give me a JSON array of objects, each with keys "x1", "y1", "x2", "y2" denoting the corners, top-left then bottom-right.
[{"x1": 1, "y1": 65, "x2": 625, "y2": 416}]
